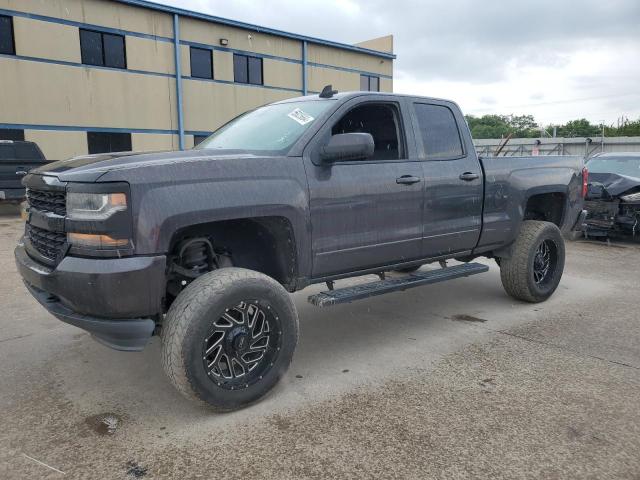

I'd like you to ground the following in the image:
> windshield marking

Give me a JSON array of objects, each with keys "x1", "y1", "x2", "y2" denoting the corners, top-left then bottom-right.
[{"x1": 287, "y1": 108, "x2": 315, "y2": 125}]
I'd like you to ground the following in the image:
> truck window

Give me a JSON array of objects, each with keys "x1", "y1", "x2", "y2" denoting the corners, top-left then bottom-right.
[
  {"x1": 331, "y1": 103, "x2": 402, "y2": 161},
  {"x1": 0, "y1": 144, "x2": 16, "y2": 160},
  {"x1": 413, "y1": 103, "x2": 463, "y2": 160},
  {"x1": 15, "y1": 143, "x2": 43, "y2": 160},
  {"x1": 196, "y1": 100, "x2": 334, "y2": 153}
]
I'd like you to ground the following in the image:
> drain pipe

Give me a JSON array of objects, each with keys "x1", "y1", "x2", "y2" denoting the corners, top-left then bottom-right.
[{"x1": 173, "y1": 13, "x2": 185, "y2": 150}]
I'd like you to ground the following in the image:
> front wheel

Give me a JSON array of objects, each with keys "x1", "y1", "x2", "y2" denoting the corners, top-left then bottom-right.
[
  {"x1": 499, "y1": 220, "x2": 565, "y2": 303},
  {"x1": 161, "y1": 268, "x2": 298, "y2": 411}
]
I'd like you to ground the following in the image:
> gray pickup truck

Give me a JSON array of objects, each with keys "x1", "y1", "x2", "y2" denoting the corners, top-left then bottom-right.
[{"x1": 15, "y1": 89, "x2": 587, "y2": 410}]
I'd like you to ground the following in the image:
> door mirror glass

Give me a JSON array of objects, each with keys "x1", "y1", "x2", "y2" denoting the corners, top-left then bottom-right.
[{"x1": 320, "y1": 133, "x2": 374, "y2": 162}]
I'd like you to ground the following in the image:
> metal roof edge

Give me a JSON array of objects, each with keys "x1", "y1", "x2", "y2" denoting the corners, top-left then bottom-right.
[{"x1": 115, "y1": 0, "x2": 396, "y2": 59}]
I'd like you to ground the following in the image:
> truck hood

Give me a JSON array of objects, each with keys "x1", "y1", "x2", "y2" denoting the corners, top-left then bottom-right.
[
  {"x1": 586, "y1": 172, "x2": 640, "y2": 199},
  {"x1": 30, "y1": 149, "x2": 259, "y2": 182}
]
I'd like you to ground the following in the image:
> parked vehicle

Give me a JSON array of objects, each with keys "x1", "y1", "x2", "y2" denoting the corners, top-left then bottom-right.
[
  {"x1": 15, "y1": 89, "x2": 586, "y2": 410},
  {"x1": 584, "y1": 152, "x2": 640, "y2": 238},
  {"x1": 0, "y1": 140, "x2": 47, "y2": 203}
]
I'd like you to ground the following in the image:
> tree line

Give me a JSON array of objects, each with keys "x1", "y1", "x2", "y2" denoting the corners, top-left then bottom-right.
[{"x1": 464, "y1": 114, "x2": 640, "y2": 139}]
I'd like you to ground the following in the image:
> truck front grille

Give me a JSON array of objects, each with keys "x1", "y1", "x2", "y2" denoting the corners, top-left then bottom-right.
[
  {"x1": 26, "y1": 224, "x2": 66, "y2": 261},
  {"x1": 26, "y1": 188, "x2": 66, "y2": 216}
]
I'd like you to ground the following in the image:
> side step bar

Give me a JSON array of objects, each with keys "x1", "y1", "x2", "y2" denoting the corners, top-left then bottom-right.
[{"x1": 308, "y1": 262, "x2": 489, "y2": 307}]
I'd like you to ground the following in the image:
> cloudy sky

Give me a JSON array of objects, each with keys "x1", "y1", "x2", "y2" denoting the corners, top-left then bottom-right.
[{"x1": 159, "y1": 0, "x2": 640, "y2": 126}]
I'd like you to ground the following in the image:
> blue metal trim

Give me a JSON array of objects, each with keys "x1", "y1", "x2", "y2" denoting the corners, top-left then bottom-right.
[
  {"x1": 307, "y1": 62, "x2": 393, "y2": 79},
  {"x1": 113, "y1": 0, "x2": 395, "y2": 60},
  {"x1": 0, "y1": 52, "x2": 173, "y2": 77},
  {"x1": 0, "y1": 7, "x2": 173, "y2": 43},
  {"x1": 173, "y1": 14, "x2": 185, "y2": 150},
  {"x1": 302, "y1": 41, "x2": 308, "y2": 96},
  {"x1": 0, "y1": 123, "x2": 177, "y2": 135},
  {"x1": 182, "y1": 76, "x2": 303, "y2": 94}
]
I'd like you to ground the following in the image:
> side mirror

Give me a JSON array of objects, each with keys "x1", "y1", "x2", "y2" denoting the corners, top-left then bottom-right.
[{"x1": 320, "y1": 133, "x2": 374, "y2": 162}]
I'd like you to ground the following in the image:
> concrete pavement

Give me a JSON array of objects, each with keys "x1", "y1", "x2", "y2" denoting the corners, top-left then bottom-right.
[{"x1": 0, "y1": 216, "x2": 638, "y2": 479}]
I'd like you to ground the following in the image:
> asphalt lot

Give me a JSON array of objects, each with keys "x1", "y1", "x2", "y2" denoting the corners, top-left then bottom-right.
[{"x1": 0, "y1": 213, "x2": 639, "y2": 479}]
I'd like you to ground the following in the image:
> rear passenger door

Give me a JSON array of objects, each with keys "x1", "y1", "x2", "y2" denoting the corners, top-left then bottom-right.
[{"x1": 411, "y1": 101, "x2": 483, "y2": 256}]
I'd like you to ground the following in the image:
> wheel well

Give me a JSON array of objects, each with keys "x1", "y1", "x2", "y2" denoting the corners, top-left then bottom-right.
[
  {"x1": 167, "y1": 216, "x2": 297, "y2": 292},
  {"x1": 523, "y1": 193, "x2": 565, "y2": 227}
]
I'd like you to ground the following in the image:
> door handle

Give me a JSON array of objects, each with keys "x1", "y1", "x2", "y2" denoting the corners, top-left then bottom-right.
[
  {"x1": 396, "y1": 175, "x2": 421, "y2": 185},
  {"x1": 16, "y1": 170, "x2": 28, "y2": 176},
  {"x1": 459, "y1": 172, "x2": 479, "y2": 181}
]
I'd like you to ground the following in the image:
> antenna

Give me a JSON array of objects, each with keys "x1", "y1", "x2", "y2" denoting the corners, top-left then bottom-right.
[{"x1": 319, "y1": 85, "x2": 338, "y2": 98}]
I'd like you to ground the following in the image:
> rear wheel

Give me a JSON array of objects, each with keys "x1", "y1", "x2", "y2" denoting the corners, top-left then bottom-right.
[
  {"x1": 161, "y1": 268, "x2": 298, "y2": 411},
  {"x1": 499, "y1": 220, "x2": 565, "y2": 303}
]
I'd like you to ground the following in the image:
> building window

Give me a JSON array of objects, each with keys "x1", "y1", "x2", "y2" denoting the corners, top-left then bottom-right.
[
  {"x1": 0, "y1": 129, "x2": 24, "y2": 141},
  {"x1": 413, "y1": 103, "x2": 464, "y2": 159},
  {"x1": 80, "y1": 29, "x2": 126, "y2": 69},
  {"x1": 0, "y1": 15, "x2": 15, "y2": 55},
  {"x1": 233, "y1": 54, "x2": 263, "y2": 85},
  {"x1": 193, "y1": 135, "x2": 209, "y2": 146},
  {"x1": 360, "y1": 75, "x2": 380, "y2": 92},
  {"x1": 87, "y1": 132, "x2": 132, "y2": 154},
  {"x1": 190, "y1": 47, "x2": 213, "y2": 79}
]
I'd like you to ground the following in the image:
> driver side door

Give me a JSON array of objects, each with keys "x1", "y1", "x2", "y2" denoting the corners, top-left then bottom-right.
[{"x1": 304, "y1": 97, "x2": 424, "y2": 278}]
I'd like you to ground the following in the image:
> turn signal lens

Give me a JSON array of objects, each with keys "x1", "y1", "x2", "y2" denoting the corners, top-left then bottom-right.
[
  {"x1": 581, "y1": 166, "x2": 589, "y2": 198},
  {"x1": 67, "y1": 232, "x2": 129, "y2": 249}
]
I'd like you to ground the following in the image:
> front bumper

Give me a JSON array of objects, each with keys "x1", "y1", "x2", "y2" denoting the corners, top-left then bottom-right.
[{"x1": 15, "y1": 242, "x2": 166, "y2": 351}]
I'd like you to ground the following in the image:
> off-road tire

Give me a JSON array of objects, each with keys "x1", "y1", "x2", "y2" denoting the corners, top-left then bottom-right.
[
  {"x1": 499, "y1": 220, "x2": 565, "y2": 303},
  {"x1": 161, "y1": 267, "x2": 298, "y2": 411}
]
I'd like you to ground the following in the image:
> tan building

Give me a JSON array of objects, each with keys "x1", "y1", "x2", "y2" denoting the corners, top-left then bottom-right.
[{"x1": 0, "y1": 0, "x2": 394, "y2": 161}]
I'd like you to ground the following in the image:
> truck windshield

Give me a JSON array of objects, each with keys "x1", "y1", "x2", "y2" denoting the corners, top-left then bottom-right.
[
  {"x1": 195, "y1": 100, "x2": 335, "y2": 153},
  {"x1": 587, "y1": 156, "x2": 640, "y2": 178}
]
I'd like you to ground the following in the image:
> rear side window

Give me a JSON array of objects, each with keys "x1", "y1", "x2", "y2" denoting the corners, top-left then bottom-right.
[
  {"x1": 0, "y1": 144, "x2": 16, "y2": 159},
  {"x1": 0, "y1": 15, "x2": 15, "y2": 55},
  {"x1": 413, "y1": 103, "x2": 463, "y2": 159},
  {"x1": 15, "y1": 143, "x2": 43, "y2": 160}
]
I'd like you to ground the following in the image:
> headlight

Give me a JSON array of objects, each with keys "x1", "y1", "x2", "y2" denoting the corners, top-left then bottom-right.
[
  {"x1": 67, "y1": 192, "x2": 127, "y2": 220},
  {"x1": 621, "y1": 192, "x2": 640, "y2": 203},
  {"x1": 65, "y1": 185, "x2": 132, "y2": 253}
]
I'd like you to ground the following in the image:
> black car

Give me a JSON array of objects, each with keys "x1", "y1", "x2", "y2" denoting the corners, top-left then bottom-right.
[
  {"x1": 0, "y1": 140, "x2": 47, "y2": 203},
  {"x1": 584, "y1": 152, "x2": 640, "y2": 238}
]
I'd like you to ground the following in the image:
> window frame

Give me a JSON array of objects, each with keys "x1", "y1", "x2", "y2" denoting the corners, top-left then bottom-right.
[
  {"x1": 360, "y1": 74, "x2": 380, "y2": 92},
  {"x1": 412, "y1": 102, "x2": 466, "y2": 161},
  {"x1": 0, "y1": 14, "x2": 16, "y2": 56},
  {"x1": 79, "y1": 28, "x2": 127, "y2": 69},
  {"x1": 233, "y1": 53, "x2": 264, "y2": 86},
  {"x1": 189, "y1": 46, "x2": 213, "y2": 79},
  {"x1": 87, "y1": 131, "x2": 132, "y2": 154}
]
